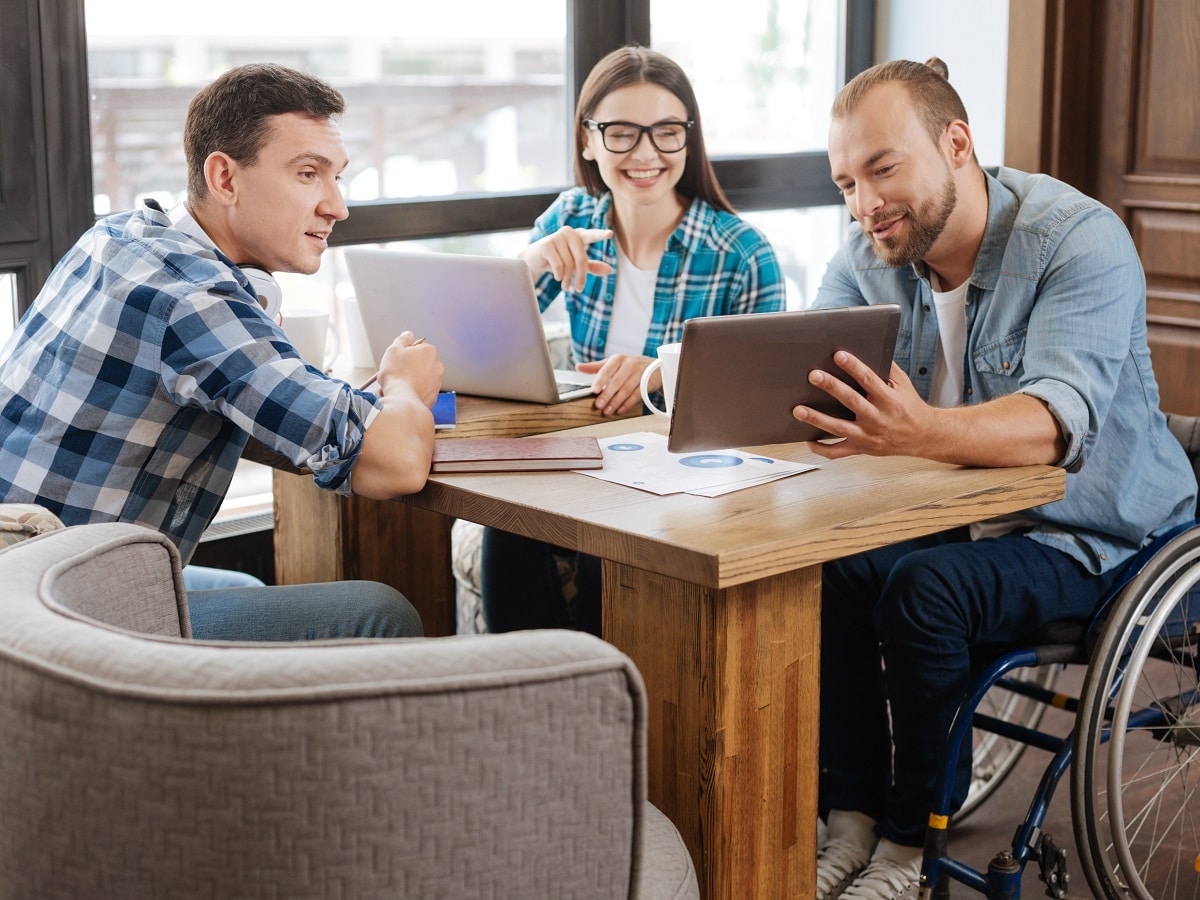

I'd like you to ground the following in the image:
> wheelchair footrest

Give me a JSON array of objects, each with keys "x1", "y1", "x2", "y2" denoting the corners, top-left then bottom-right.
[{"x1": 1035, "y1": 832, "x2": 1070, "y2": 899}]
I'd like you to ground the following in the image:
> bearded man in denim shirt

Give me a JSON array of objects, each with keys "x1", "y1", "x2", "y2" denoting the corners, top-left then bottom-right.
[{"x1": 793, "y1": 58, "x2": 1197, "y2": 900}]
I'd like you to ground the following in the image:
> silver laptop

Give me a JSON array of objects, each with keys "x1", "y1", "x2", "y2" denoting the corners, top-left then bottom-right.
[{"x1": 344, "y1": 246, "x2": 594, "y2": 403}]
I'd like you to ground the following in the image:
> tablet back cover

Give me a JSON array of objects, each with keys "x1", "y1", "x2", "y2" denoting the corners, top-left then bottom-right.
[{"x1": 667, "y1": 305, "x2": 901, "y2": 452}]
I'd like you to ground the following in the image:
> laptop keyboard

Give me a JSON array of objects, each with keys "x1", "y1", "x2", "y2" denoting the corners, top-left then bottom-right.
[{"x1": 556, "y1": 380, "x2": 591, "y2": 394}]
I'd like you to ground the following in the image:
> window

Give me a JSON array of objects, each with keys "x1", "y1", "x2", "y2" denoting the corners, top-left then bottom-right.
[
  {"x1": 85, "y1": 0, "x2": 570, "y2": 214},
  {"x1": 2, "y1": 0, "x2": 873, "y2": 317},
  {"x1": 652, "y1": 0, "x2": 840, "y2": 155}
]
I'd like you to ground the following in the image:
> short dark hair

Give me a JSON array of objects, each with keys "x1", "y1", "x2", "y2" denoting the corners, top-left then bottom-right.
[
  {"x1": 573, "y1": 45, "x2": 733, "y2": 214},
  {"x1": 832, "y1": 57, "x2": 970, "y2": 148},
  {"x1": 184, "y1": 63, "x2": 345, "y2": 202}
]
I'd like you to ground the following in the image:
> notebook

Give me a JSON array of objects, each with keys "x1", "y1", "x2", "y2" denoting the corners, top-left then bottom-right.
[
  {"x1": 344, "y1": 247, "x2": 594, "y2": 403},
  {"x1": 667, "y1": 305, "x2": 903, "y2": 452},
  {"x1": 430, "y1": 436, "x2": 603, "y2": 473}
]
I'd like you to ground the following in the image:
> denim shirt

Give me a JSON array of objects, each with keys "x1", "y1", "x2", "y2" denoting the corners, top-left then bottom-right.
[{"x1": 813, "y1": 166, "x2": 1197, "y2": 574}]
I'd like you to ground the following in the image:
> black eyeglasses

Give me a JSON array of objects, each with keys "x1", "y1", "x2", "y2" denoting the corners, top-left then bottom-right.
[{"x1": 584, "y1": 119, "x2": 694, "y2": 154}]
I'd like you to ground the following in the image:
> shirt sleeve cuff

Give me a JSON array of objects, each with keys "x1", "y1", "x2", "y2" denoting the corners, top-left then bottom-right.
[
  {"x1": 1018, "y1": 382, "x2": 1088, "y2": 473},
  {"x1": 306, "y1": 399, "x2": 382, "y2": 495}
]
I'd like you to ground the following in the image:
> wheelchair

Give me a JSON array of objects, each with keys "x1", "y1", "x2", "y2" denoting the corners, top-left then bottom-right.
[{"x1": 920, "y1": 413, "x2": 1200, "y2": 899}]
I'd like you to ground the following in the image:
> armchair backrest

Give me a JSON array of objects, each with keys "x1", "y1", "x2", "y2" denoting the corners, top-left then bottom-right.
[{"x1": 0, "y1": 522, "x2": 680, "y2": 899}]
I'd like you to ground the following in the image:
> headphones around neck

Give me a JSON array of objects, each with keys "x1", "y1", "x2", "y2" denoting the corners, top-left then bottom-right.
[
  {"x1": 165, "y1": 204, "x2": 284, "y2": 322},
  {"x1": 240, "y1": 266, "x2": 283, "y2": 321}
]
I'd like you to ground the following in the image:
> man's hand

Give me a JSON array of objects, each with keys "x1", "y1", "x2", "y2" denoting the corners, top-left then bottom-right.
[
  {"x1": 354, "y1": 331, "x2": 443, "y2": 498},
  {"x1": 792, "y1": 353, "x2": 932, "y2": 459},
  {"x1": 793, "y1": 350, "x2": 1066, "y2": 467},
  {"x1": 376, "y1": 331, "x2": 443, "y2": 407}
]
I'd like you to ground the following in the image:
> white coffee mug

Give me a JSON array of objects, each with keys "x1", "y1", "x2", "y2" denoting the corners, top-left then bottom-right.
[
  {"x1": 283, "y1": 307, "x2": 341, "y2": 371},
  {"x1": 340, "y1": 297, "x2": 377, "y2": 369},
  {"x1": 639, "y1": 341, "x2": 682, "y2": 418}
]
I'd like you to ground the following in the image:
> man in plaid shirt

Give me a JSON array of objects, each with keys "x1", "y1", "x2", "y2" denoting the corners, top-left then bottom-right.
[{"x1": 0, "y1": 64, "x2": 443, "y2": 640}]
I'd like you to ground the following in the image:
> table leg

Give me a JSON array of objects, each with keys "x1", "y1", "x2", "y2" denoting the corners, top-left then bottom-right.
[
  {"x1": 602, "y1": 561, "x2": 820, "y2": 900},
  {"x1": 272, "y1": 471, "x2": 457, "y2": 636}
]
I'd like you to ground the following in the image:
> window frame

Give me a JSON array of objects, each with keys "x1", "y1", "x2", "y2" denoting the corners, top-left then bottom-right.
[{"x1": 6, "y1": 0, "x2": 874, "y2": 311}]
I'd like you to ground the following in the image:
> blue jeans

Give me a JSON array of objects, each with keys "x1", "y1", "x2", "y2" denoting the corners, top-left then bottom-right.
[
  {"x1": 479, "y1": 527, "x2": 601, "y2": 636},
  {"x1": 820, "y1": 529, "x2": 1119, "y2": 846},
  {"x1": 182, "y1": 565, "x2": 265, "y2": 591},
  {"x1": 186, "y1": 580, "x2": 424, "y2": 641}
]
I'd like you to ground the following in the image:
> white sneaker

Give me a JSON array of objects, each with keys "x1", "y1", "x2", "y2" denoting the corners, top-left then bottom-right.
[
  {"x1": 817, "y1": 810, "x2": 878, "y2": 900},
  {"x1": 817, "y1": 838, "x2": 873, "y2": 900},
  {"x1": 839, "y1": 839, "x2": 923, "y2": 900}
]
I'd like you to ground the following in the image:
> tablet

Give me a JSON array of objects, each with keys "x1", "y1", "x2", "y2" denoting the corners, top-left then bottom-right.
[{"x1": 666, "y1": 305, "x2": 902, "y2": 452}]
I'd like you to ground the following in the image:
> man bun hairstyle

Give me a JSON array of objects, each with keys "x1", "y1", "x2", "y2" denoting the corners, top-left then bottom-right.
[
  {"x1": 832, "y1": 55, "x2": 970, "y2": 148},
  {"x1": 184, "y1": 63, "x2": 345, "y2": 202}
]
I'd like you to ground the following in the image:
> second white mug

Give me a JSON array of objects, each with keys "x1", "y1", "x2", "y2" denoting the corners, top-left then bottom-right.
[
  {"x1": 639, "y1": 341, "x2": 682, "y2": 418},
  {"x1": 283, "y1": 307, "x2": 341, "y2": 371}
]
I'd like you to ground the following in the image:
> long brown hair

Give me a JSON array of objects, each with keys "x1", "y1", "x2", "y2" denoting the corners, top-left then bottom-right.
[{"x1": 573, "y1": 45, "x2": 733, "y2": 214}]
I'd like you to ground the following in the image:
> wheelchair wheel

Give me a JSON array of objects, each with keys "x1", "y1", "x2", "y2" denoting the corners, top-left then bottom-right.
[
  {"x1": 1071, "y1": 526, "x2": 1200, "y2": 900},
  {"x1": 954, "y1": 663, "x2": 1060, "y2": 821}
]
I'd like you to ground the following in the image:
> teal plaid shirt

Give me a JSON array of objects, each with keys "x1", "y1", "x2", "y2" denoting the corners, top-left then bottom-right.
[{"x1": 530, "y1": 190, "x2": 786, "y2": 363}]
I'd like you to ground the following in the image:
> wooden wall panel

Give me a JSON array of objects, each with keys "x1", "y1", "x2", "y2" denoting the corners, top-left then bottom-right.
[
  {"x1": 1147, "y1": 323, "x2": 1200, "y2": 415},
  {"x1": 1132, "y1": 209, "x2": 1200, "y2": 285},
  {"x1": 1009, "y1": 0, "x2": 1200, "y2": 415},
  {"x1": 1134, "y1": 2, "x2": 1200, "y2": 176}
]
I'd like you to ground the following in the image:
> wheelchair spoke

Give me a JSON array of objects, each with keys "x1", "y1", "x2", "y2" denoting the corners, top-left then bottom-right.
[
  {"x1": 1071, "y1": 530, "x2": 1200, "y2": 900},
  {"x1": 1108, "y1": 659, "x2": 1200, "y2": 897}
]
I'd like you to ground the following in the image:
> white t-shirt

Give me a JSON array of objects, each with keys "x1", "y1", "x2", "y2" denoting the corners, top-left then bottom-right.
[
  {"x1": 930, "y1": 273, "x2": 1032, "y2": 540},
  {"x1": 606, "y1": 247, "x2": 657, "y2": 356},
  {"x1": 929, "y1": 275, "x2": 968, "y2": 409}
]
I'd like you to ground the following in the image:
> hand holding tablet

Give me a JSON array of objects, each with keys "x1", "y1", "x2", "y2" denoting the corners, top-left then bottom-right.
[{"x1": 666, "y1": 305, "x2": 902, "y2": 452}]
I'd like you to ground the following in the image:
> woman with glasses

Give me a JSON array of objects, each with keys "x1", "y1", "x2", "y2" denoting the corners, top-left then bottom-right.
[{"x1": 480, "y1": 44, "x2": 786, "y2": 636}]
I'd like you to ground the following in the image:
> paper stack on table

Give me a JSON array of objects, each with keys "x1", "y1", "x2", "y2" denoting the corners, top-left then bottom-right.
[{"x1": 575, "y1": 431, "x2": 817, "y2": 497}]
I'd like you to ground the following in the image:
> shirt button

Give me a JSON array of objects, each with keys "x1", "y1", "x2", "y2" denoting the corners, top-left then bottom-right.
[
  {"x1": 1002, "y1": 361, "x2": 1010, "y2": 369},
  {"x1": 1100, "y1": 553, "x2": 1108, "y2": 561},
  {"x1": 923, "y1": 304, "x2": 930, "y2": 311},
  {"x1": 966, "y1": 387, "x2": 973, "y2": 395},
  {"x1": 918, "y1": 366, "x2": 928, "y2": 375}
]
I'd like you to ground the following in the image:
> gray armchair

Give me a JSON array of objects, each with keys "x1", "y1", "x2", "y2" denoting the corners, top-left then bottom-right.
[{"x1": 0, "y1": 518, "x2": 698, "y2": 899}]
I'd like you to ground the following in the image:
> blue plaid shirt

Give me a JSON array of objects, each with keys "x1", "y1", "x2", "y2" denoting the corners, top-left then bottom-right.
[
  {"x1": 0, "y1": 202, "x2": 381, "y2": 564},
  {"x1": 531, "y1": 190, "x2": 786, "y2": 363}
]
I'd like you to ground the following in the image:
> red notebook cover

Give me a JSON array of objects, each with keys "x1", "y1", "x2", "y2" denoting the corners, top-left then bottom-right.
[{"x1": 431, "y1": 436, "x2": 603, "y2": 473}]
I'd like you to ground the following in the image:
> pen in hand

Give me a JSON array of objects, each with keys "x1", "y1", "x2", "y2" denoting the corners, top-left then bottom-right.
[{"x1": 358, "y1": 337, "x2": 425, "y2": 392}]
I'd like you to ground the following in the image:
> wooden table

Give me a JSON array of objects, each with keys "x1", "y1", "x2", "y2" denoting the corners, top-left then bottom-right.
[
  {"x1": 398, "y1": 416, "x2": 1067, "y2": 899},
  {"x1": 272, "y1": 384, "x2": 639, "y2": 635}
]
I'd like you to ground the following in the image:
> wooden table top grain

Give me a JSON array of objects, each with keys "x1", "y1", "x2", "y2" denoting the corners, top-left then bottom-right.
[{"x1": 406, "y1": 416, "x2": 1066, "y2": 589}]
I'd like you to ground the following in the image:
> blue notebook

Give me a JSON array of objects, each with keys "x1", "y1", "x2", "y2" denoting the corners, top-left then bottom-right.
[{"x1": 433, "y1": 391, "x2": 457, "y2": 431}]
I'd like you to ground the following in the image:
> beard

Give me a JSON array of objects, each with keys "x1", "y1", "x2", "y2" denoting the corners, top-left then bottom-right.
[{"x1": 864, "y1": 175, "x2": 957, "y2": 268}]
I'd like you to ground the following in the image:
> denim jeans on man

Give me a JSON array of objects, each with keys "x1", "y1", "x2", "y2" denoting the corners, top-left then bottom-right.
[
  {"x1": 820, "y1": 529, "x2": 1119, "y2": 845},
  {"x1": 185, "y1": 577, "x2": 423, "y2": 641},
  {"x1": 168, "y1": 566, "x2": 425, "y2": 641}
]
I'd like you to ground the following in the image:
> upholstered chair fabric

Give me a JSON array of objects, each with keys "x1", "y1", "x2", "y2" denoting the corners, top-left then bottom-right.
[{"x1": 0, "y1": 520, "x2": 697, "y2": 899}]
